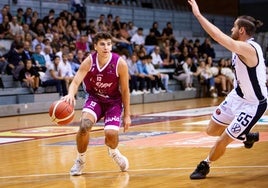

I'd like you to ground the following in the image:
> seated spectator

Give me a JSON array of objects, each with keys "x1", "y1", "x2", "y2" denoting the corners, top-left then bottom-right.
[
  {"x1": 111, "y1": 28, "x2": 132, "y2": 56},
  {"x1": 218, "y1": 58, "x2": 234, "y2": 91},
  {"x1": 195, "y1": 59, "x2": 217, "y2": 98},
  {"x1": 41, "y1": 45, "x2": 54, "y2": 67},
  {"x1": 173, "y1": 56, "x2": 196, "y2": 91},
  {"x1": 22, "y1": 40, "x2": 33, "y2": 60},
  {"x1": 9, "y1": 16, "x2": 23, "y2": 39},
  {"x1": 136, "y1": 55, "x2": 159, "y2": 94},
  {"x1": 126, "y1": 53, "x2": 145, "y2": 95},
  {"x1": 161, "y1": 22, "x2": 174, "y2": 41},
  {"x1": 150, "y1": 21, "x2": 162, "y2": 42},
  {"x1": 130, "y1": 27, "x2": 145, "y2": 46},
  {"x1": 0, "y1": 15, "x2": 12, "y2": 39},
  {"x1": 127, "y1": 21, "x2": 137, "y2": 38},
  {"x1": 144, "y1": 28, "x2": 158, "y2": 54},
  {"x1": 151, "y1": 46, "x2": 168, "y2": 68},
  {"x1": 1, "y1": 41, "x2": 25, "y2": 80},
  {"x1": 73, "y1": 49, "x2": 85, "y2": 65},
  {"x1": 120, "y1": 22, "x2": 131, "y2": 41},
  {"x1": 32, "y1": 33, "x2": 45, "y2": 51},
  {"x1": 41, "y1": 56, "x2": 67, "y2": 96},
  {"x1": 206, "y1": 56, "x2": 229, "y2": 96},
  {"x1": 160, "y1": 45, "x2": 175, "y2": 68},
  {"x1": 75, "y1": 35, "x2": 90, "y2": 53},
  {"x1": 31, "y1": 44, "x2": 47, "y2": 72},
  {"x1": 59, "y1": 53, "x2": 74, "y2": 90},
  {"x1": 19, "y1": 59, "x2": 40, "y2": 93},
  {"x1": 67, "y1": 52, "x2": 80, "y2": 75},
  {"x1": 146, "y1": 55, "x2": 169, "y2": 92},
  {"x1": 0, "y1": 57, "x2": 8, "y2": 74},
  {"x1": 200, "y1": 37, "x2": 215, "y2": 59}
]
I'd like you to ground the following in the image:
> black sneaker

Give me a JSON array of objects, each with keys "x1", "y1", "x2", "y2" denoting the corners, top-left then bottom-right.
[
  {"x1": 190, "y1": 161, "x2": 210, "y2": 179},
  {"x1": 243, "y1": 132, "x2": 259, "y2": 149}
]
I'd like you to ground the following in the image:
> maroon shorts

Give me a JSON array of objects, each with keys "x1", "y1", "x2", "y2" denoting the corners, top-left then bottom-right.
[{"x1": 82, "y1": 95, "x2": 123, "y2": 130}]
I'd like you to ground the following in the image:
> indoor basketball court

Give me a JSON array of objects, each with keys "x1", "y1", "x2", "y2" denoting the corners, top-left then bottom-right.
[{"x1": 0, "y1": 97, "x2": 267, "y2": 187}]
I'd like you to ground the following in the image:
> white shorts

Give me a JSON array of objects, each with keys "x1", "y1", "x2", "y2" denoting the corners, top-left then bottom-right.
[{"x1": 211, "y1": 91, "x2": 267, "y2": 141}]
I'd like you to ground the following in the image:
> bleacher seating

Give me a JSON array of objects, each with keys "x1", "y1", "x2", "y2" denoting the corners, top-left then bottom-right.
[{"x1": 0, "y1": 0, "x2": 243, "y2": 117}]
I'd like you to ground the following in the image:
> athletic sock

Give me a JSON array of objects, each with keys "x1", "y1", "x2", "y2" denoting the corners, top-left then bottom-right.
[
  {"x1": 77, "y1": 152, "x2": 86, "y2": 162},
  {"x1": 204, "y1": 157, "x2": 211, "y2": 165},
  {"x1": 108, "y1": 147, "x2": 119, "y2": 155}
]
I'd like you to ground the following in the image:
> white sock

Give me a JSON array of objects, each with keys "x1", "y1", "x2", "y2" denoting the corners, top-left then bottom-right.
[
  {"x1": 204, "y1": 157, "x2": 211, "y2": 165},
  {"x1": 77, "y1": 152, "x2": 86, "y2": 162},
  {"x1": 108, "y1": 147, "x2": 119, "y2": 155}
]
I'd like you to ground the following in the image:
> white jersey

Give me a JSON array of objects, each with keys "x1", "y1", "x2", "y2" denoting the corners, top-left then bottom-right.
[{"x1": 232, "y1": 38, "x2": 267, "y2": 103}]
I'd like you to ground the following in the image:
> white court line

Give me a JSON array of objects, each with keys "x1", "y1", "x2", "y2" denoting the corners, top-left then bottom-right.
[{"x1": 1, "y1": 165, "x2": 268, "y2": 179}]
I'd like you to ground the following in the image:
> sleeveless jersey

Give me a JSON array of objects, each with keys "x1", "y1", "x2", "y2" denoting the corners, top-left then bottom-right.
[
  {"x1": 83, "y1": 52, "x2": 121, "y2": 103},
  {"x1": 232, "y1": 38, "x2": 267, "y2": 103}
]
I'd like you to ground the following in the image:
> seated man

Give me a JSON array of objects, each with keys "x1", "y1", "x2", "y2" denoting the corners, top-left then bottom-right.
[
  {"x1": 173, "y1": 56, "x2": 196, "y2": 91},
  {"x1": 41, "y1": 56, "x2": 67, "y2": 96},
  {"x1": 126, "y1": 53, "x2": 145, "y2": 95}
]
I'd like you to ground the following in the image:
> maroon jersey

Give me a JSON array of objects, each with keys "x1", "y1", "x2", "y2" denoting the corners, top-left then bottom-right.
[{"x1": 83, "y1": 52, "x2": 122, "y2": 103}]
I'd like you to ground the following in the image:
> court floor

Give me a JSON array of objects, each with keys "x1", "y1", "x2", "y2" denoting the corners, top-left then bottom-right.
[{"x1": 0, "y1": 98, "x2": 267, "y2": 188}]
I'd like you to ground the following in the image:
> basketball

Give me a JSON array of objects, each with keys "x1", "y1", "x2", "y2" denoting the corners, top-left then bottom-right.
[{"x1": 49, "y1": 100, "x2": 75, "y2": 125}]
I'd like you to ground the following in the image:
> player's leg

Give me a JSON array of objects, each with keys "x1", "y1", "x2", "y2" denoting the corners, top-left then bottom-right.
[
  {"x1": 70, "y1": 97, "x2": 101, "y2": 176},
  {"x1": 104, "y1": 103, "x2": 129, "y2": 172},
  {"x1": 206, "y1": 120, "x2": 226, "y2": 136},
  {"x1": 190, "y1": 131, "x2": 234, "y2": 179},
  {"x1": 70, "y1": 112, "x2": 95, "y2": 176},
  {"x1": 190, "y1": 95, "x2": 234, "y2": 179}
]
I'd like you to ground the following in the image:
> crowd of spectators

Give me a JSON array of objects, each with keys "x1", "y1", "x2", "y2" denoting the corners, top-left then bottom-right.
[{"x1": 0, "y1": 3, "x2": 234, "y2": 97}]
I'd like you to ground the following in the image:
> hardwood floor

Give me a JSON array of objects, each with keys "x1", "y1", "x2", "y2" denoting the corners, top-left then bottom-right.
[{"x1": 0, "y1": 97, "x2": 267, "y2": 188}]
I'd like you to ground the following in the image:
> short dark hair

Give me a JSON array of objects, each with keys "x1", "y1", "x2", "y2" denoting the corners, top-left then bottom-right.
[{"x1": 93, "y1": 32, "x2": 112, "y2": 44}]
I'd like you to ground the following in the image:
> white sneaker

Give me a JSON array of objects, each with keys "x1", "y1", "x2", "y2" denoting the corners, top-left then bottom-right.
[
  {"x1": 136, "y1": 90, "x2": 144, "y2": 95},
  {"x1": 131, "y1": 90, "x2": 138, "y2": 95},
  {"x1": 185, "y1": 87, "x2": 191, "y2": 91},
  {"x1": 108, "y1": 148, "x2": 129, "y2": 172},
  {"x1": 70, "y1": 159, "x2": 85, "y2": 176},
  {"x1": 143, "y1": 90, "x2": 150, "y2": 94},
  {"x1": 152, "y1": 88, "x2": 160, "y2": 94}
]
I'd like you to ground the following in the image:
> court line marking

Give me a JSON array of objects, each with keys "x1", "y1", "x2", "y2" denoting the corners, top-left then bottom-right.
[{"x1": 0, "y1": 165, "x2": 268, "y2": 179}]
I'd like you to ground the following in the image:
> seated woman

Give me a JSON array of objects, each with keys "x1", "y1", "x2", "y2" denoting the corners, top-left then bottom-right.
[
  {"x1": 195, "y1": 59, "x2": 217, "y2": 98},
  {"x1": 19, "y1": 59, "x2": 40, "y2": 93}
]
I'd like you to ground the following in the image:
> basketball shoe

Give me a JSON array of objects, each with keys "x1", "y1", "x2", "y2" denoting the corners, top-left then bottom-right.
[
  {"x1": 70, "y1": 159, "x2": 85, "y2": 176},
  {"x1": 243, "y1": 132, "x2": 259, "y2": 149},
  {"x1": 190, "y1": 161, "x2": 210, "y2": 179},
  {"x1": 108, "y1": 148, "x2": 129, "y2": 172}
]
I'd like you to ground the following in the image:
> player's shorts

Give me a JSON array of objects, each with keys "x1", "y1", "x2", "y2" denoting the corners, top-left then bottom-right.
[
  {"x1": 82, "y1": 95, "x2": 123, "y2": 131},
  {"x1": 211, "y1": 90, "x2": 267, "y2": 141}
]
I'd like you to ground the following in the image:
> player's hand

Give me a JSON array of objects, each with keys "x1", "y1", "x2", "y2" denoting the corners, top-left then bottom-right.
[
  {"x1": 188, "y1": 0, "x2": 201, "y2": 17},
  {"x1": 123, "y1": 115, "x2": 131, "y2": 133},
  {"x1": 61, "y1": 94, "x2": 76, "y2": 107}
]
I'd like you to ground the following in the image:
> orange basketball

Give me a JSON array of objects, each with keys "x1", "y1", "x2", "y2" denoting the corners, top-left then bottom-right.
[{"x1": 49, "y1": 100, "x2": 74, "y2": 125}]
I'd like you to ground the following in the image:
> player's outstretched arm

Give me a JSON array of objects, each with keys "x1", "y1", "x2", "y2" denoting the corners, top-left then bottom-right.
[{"x1": 188, "y1": 0, "x2": 254, "y2": 62}]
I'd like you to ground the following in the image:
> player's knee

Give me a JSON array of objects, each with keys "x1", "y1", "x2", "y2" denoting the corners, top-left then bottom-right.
[
  {"x1": 105, "y1": 129, "x2": 118, "y2": 146},
  {"x1": 79, "y1": 118, "x2": 93, "y2": 134}
]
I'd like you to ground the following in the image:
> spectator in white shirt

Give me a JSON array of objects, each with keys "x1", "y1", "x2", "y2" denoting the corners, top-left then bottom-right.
[
  {"x1": 59, "y1": 53, "x2": 74, "y2": 90},
  {"x1": 130, "y1": 27, "x2": 145, "y2": 46}
]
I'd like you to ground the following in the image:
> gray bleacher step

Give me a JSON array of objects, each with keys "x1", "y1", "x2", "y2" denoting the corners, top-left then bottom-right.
[
  {"x1": 17, "y1": 93, "x2": 60, "y2": 104},
  {"x1": 1, "y1": 75, "x2": 21, "y2": 88},
  {"x1": 0, "y1": 87, "x2": 30, "y2": 96}
]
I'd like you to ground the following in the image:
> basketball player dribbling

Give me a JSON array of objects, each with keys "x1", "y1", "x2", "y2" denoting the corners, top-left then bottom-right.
[
  {"x1": 62, "y1": 32, "x2": 131, "y2": 176},
  {"x1": 188, "y1": 0, "x2": 267, "y2": 179}
]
